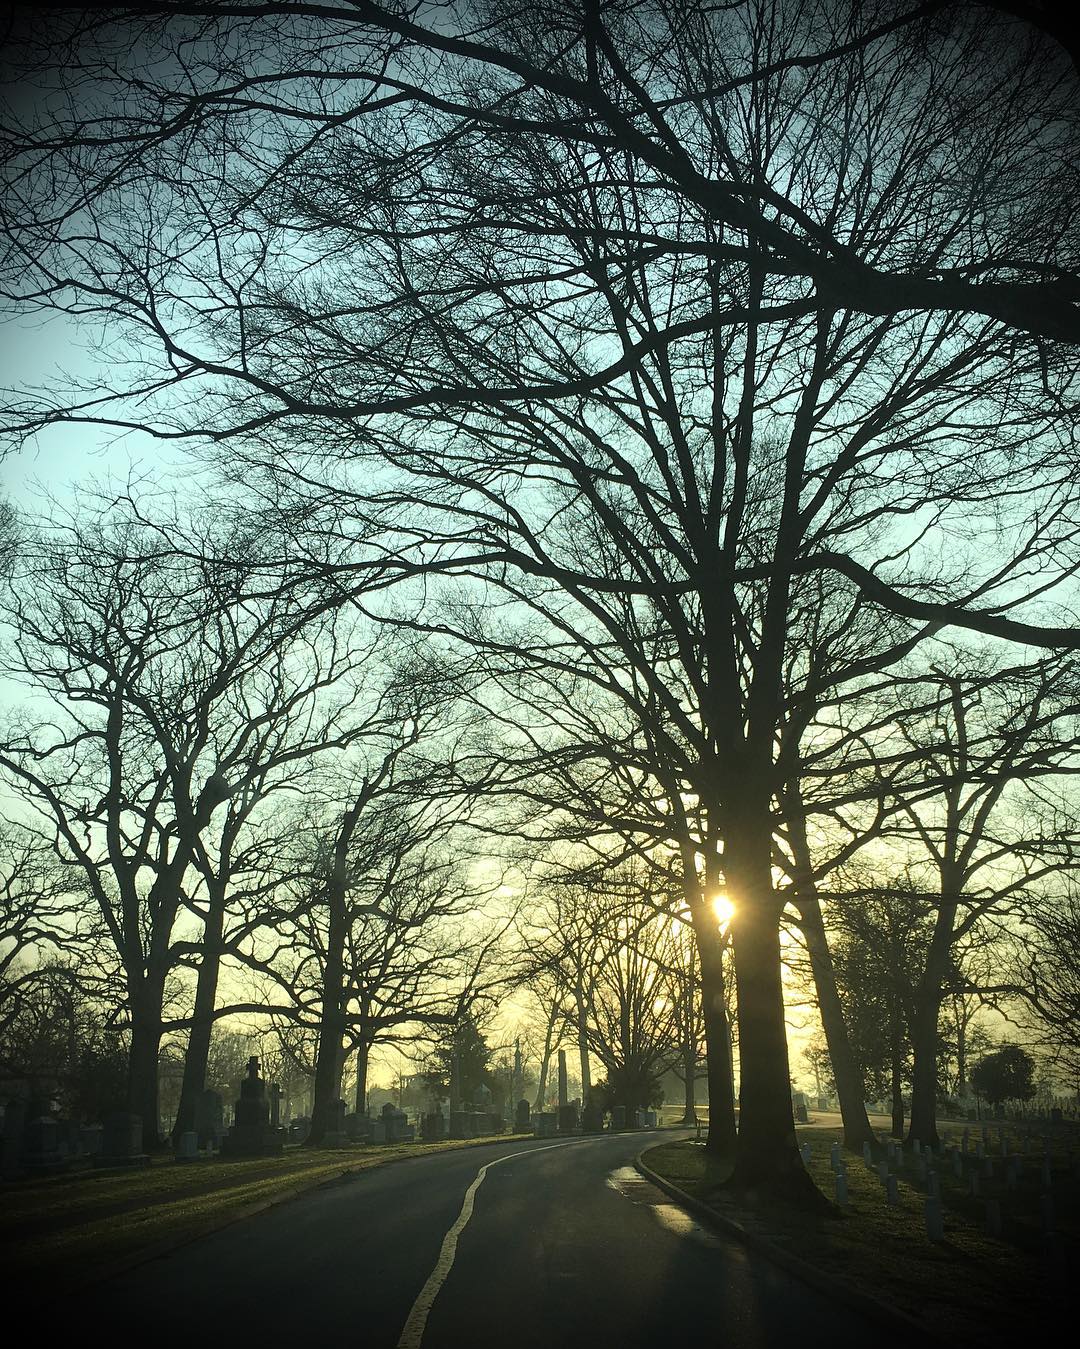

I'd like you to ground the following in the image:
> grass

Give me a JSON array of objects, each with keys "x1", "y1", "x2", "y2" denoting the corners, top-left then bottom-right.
[
  {"x1": 643, "y1": 1120, "x2": 1077, "y2": 1346},
  {"x1": 2, "y1": 1133, "x2": 522, "y2": 1289}
]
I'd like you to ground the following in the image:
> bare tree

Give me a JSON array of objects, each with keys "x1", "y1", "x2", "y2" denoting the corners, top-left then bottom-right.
[{"x1": 3, "y1": 1, "x2": 1078, "y2": 1191}]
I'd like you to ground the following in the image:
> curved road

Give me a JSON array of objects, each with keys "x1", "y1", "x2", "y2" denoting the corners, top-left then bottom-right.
[{"x1": 56, "y1": 1131, "x2": 876, "y2": 1345}]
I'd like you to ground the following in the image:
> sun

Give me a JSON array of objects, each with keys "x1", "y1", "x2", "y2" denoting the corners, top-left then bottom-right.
[{"x1": 712, "y1": 894, "x2": 735, "y2": 930}]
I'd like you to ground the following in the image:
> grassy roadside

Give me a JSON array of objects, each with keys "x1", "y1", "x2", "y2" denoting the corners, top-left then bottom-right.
[
  {"x1": 643, "y1": 1125, "x2": 1075, "y2": 1345},
  {"x1": 2, "y1": 1133, "x2": 523, "y2": 1287}
]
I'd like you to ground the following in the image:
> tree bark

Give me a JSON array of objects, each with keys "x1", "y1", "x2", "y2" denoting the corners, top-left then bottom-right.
[
  {"x1": 127, "y1": 973, "x2": 166, "y2": 1153},
  {"x1": 574, "y1": 980, "x2": 591, "y2": 1105},
  {"x1": 307, "y1": 803, "x2": 363, "y2": 1147},
  {"x1": 690, "y1": 903, "x2": 737, "y2": 1156},
  {"x1": 907, "y1": 996, "x2": 942, "y2": 1147},
  {"x1": 906, "y1": 898, "x2": 956, "y2": 1148},
  {"x1": 354, "y1": 1038, "x2": 370, "y2": 1115},
  {"x1": 796, "y1": 895, "x2": 875, "y2": 1151},
  {"x1": 171, "y1": 891, "x2": 226, "y2": 1144},
  {"x1": 682, "y1": 1044, "x2": 698, "y2": 1124},
  {"x1": 534, "y1": 992, "x2": 559, "y2": 1111}
]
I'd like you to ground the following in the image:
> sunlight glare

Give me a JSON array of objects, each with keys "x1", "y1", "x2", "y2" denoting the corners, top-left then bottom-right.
[{"x1": 712, "y1": 894, "x2": 735, "y2": 930}]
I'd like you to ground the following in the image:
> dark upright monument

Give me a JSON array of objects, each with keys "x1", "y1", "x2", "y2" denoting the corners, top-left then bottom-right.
[{"x1": 221, "y1": 1057, "x2": 284, "y2": 1157}]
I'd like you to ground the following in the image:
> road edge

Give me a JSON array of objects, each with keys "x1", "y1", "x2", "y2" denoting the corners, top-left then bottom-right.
[{"x1": 635, "y1": 1144, "x2": 955, "y2": 1348}]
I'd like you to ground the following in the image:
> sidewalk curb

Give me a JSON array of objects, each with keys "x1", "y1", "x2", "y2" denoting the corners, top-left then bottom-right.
[{"x1": 635, "y1": 1145, "x2": 953, "y2": 1347}]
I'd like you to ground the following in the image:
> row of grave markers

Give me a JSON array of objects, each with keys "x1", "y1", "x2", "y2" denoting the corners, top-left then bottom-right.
[{"x1": 796, "y1": 1131, "x2": 1072, "y2": 1247}]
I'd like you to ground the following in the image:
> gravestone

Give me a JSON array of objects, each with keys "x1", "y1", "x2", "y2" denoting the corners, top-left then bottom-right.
[
  {"x1": 289, "y1": 1116, "x2": 311, "y2": 1144},
  {"x1": 421, "y1": 1108, "x2": 446, "y2": 1142},
  {"x1": 195, "y1": 1089, "x2": 225, "y2": 1149},
  {"x1": 375, "y1": 1103, "x2": 414, "y2": 1144},
  {"x1": 175, "y1": 1130, "x2": 200, "y2": 1162},
  {"x1": 221, "y1": 1058, "x2": 283, "y2": 1157},
  {"x1": 96, "y1": 1112, "x2": 150, "y2": 1168},
  {"x1": 514, "y1": 1099, "x2": 531, "y2": 1133},
  {"x1": 323, "y1": 1098, "x2": 350, "y2": 1147},
  {"x1": 829, "y1": 1143, "x2": 840, "y2": 1173},
  {"x1": 533, "y1": 1111, "x2": 557, "y2": 1138},
  {"x1": 53, "y1": 1117, "x2": 82, "y2": 1160},
  {"x1": 22, "y1": 1107, "x2": 67, "y2": 1174},
  {"x1": 449, "y1": 1110, "x2": 469, "y2": 1139},
  {"x1": 886, "y1": 1175, "x2": 898, "y2": 1206},
  {"x1": 612, "y1": 1105, "x2": 627, "y2": 1131},
  {"x1": 558, "y1": 1103, "x2": 579, "y2": 1134},
  {"x1": 581, "y1": 1102, "x2": 603, "y2": 1134},
  {"x1": 346, "y1": 1111, "x2": 373, "y2": 1142},
  {"x1": 835, "y1": 1171, "x2": 849, "y2": 1207},
  {"x1": 79, "y1": 1123, "x2": 102, "y2": 1157}
]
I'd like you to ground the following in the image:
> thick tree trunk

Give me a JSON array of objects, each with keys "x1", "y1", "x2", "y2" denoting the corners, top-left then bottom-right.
[
  {"x1": 907, "y1": 897, "x2": 955, "y2": 1148},
  {"x1": 724, "y1": 810, "x2": 811, "y2": 1193},
  {"x1": 797, "y1": 895, "x2": 874, "y2": 1152},
  {"x1": 127, "y1": 975, "x2": 166, "y2": 1153},
  {"x1": 171, "y1": 895, "x2": 226, "y2": 1144},
  {"x1": 907, "y1": 997, "x2": 942, "y2": 1147},
  {"x1": 307, "y1": 925, "x2": 347, "y2": 1145},
  {"x1": 730, "y1": 901, "x2": 801, "y2": 1185},
  {"x1": 690, "y1": 904, "x2": 737, "y2": 1156}
]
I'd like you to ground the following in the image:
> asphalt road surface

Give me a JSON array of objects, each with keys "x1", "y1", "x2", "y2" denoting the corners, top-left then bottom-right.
[{"x1": 55, "y1": 1131, "x2": 879, "y2": 1347}]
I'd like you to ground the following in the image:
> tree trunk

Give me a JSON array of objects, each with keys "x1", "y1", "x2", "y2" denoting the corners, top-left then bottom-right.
[
  {"x1": 690, "y1": 904, "x2": 737, "y2": 1157},
  {"x1": 907, "y1": 899, "x2": 955, "y2": 1149},
  {"x1": 796, "y1": 895, "x2": 874, "y2": 1151},
  {"x1": 171, "y1": 894, "x2": 226, "y2": 1144},
  {"x1": 574, "y1": 981, "x2": 591, "y2": 1104},
  {"x1": 534, "y1": 994, "x2": 559, "y2": 1111},
  {"x1": 307, "y1": 915, "x2": 347, "y2": 1145},
  {"x1": 127, "y1": 974, "x2": 166, "y2": 1153},
  {"x1": 354, "y1": 1038, "x2": 370, "y2": 1115},
  {"x1": 682, "y1": 1044, "x2": 697, "y2": 1124},
  {"x1": 907, "y1": 996, "x2": 942, "y2": 1147}
]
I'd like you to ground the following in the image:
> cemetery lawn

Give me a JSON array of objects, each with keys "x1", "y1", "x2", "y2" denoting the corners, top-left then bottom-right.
[
  {"x1": 643, "y1": 1124, "x2": 1075, "y2": 1345},
  {"x1": 2, "y1": 1133, "x2": 520, "y2": 1289}
]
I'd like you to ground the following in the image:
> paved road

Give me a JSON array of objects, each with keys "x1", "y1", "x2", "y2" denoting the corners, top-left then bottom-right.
[{"x1": 54, "y1": 1131, "x2": 877, "y2": 1346}]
